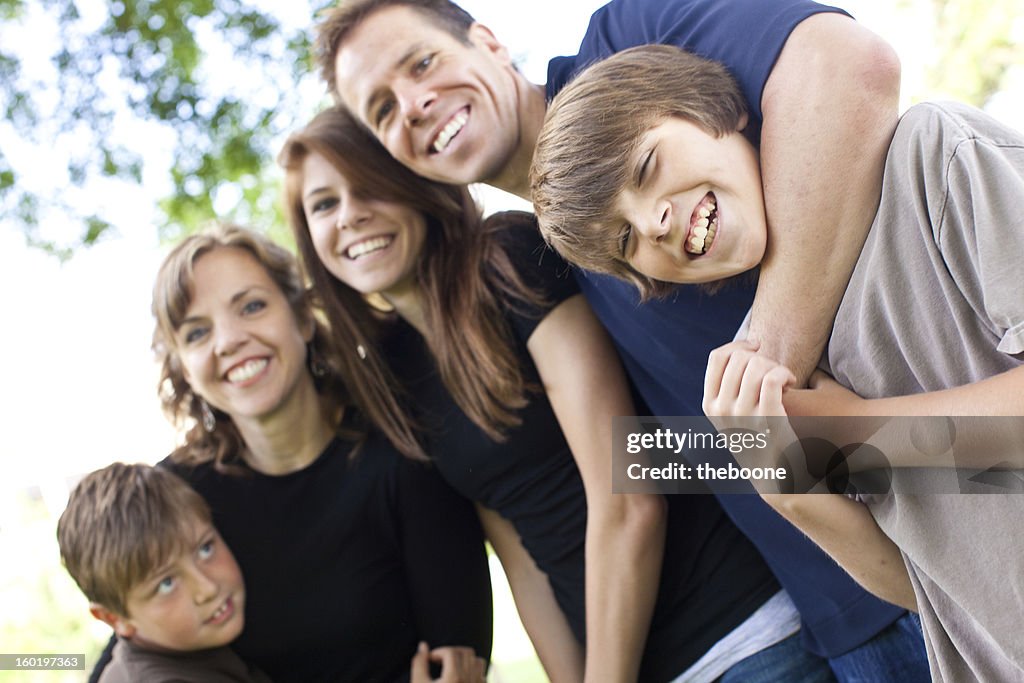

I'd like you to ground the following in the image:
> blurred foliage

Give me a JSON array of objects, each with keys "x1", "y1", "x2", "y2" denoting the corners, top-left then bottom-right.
[
  {"x1": 0, "y1": 0, "x2": 327, "y2": 258},
  {"x1": 925, "y1": 0, "x2": 1024, "y2": 105},
  {"x1": 0, "y1": 490, "x2": 106, "y2": 683}
]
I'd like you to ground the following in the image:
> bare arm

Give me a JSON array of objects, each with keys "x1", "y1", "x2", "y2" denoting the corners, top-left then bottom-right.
[
  {"x1": 529, "y1": 294, "x2": 667, "y2": 683},
  {"x1": 749, "y1": 13, "x2": 901, "y2": 384},
  {"x1": 762, "y1": 493, "x2": 916, "y2": 611},
  {"x1": 783, "y1": 368, "x2": 1024, "y2": 469},
  {"x1": 704, "y1": 341, "x2": 915, "y2": 609},
  {"x1": 477, "y1": 505, "x2": 584, "y2": 682}
]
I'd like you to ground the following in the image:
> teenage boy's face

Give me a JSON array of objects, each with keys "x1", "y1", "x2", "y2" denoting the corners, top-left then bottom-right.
[
  {"x1": 334, "y1": 5, "x2": 521, "y2": 185},
  {"x1": 612, "y1": 116, "x2": 767, "y2": 284},
  {"x1": 118, "y1": 521, "x2": 245, "y2": 652}
]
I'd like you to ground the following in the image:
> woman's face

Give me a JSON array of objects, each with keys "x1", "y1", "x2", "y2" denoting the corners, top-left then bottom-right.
[
  {"x1": 300, "y1": 151, "x2": 427, "y2": 296},
  {"x1": 174, "y1": 247, "x2": 314, "y2": 425},
  {"x1": 611, "y1": 116, "x2": 767, "y2": 285}
]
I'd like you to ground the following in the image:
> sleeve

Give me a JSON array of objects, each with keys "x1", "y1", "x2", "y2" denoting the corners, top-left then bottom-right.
[
  {"x1": 392, "y1": 457, "x2": 493, "y2": 661},
  {"x1": 933, "y1": 104, "x2": 1024, "y2": 356},
  {"x1": 89, "y1": 637, "x2": 116, "y2": 683},
  {"x1": 572, "y1": 0, "x2": 850, "y2": 123},
  {"x1": 491, "y1": 213, "x2": 580, "y2": 342}
]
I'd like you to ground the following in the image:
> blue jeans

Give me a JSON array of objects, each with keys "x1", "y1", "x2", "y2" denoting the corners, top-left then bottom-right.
[
  {"x1": 718, "y1": 613, "x2": 929, "y2": 683},
  {"x1": 827, "y1": 612, "x2": 930, "y2": 683},
  {"x1": 718, "y1": 633, "x2": 836, "y2": 683}
]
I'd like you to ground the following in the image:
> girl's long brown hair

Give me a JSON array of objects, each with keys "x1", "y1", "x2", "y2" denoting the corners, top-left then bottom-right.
[{"x1": 279, "y1": 107, "x2": 543, "y2": 454}]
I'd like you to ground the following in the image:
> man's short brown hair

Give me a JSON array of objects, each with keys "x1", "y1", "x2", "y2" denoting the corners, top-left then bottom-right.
[
  {"x1": 315, "y1": 0, "x2": 476, "y2": 97},
  {"x1": 56, "y1": 463, "x2": 212, "y2": 616},
  {"x1": 531, "y1": 45, "x2": 748, "y2": 298}
]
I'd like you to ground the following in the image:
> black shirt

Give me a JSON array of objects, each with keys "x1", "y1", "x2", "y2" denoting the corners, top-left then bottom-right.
[
  {"x1": 166, "y1": 434, "x2": 492, "y2": 683},
  {"x1": 389, "y1": 224, "x2": 778, "y2": 682}
]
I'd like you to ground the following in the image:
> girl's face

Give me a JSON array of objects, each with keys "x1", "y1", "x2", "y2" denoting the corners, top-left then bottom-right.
[
  {"x1": 174, "y1": 247, "x2": 314, "y2": 425},
  {"x1": 300, "y1": 151, "x2": 428, "y2": 297},
  {"x1": 610, "y1": 116, "x2": 767, "y2": 285}
]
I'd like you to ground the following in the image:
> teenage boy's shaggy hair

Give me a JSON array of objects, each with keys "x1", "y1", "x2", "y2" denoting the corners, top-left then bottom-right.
[
  {"x1": 57, "y1": 463, "x2": 212, "y2": 616},
  {"x1": 531, "y1": 45, "x2": 747, "y2": 298}
]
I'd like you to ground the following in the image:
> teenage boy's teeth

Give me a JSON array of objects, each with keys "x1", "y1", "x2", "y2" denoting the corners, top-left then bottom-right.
[
  {"x1": 432, "y1": 111, "x2": 468, "y2": 153},
  {"x1": 685, "y1": 216, "x2": 719, "y2": 255},
  {"x1": 347, "y1": 236, "x2": 393, "y2": 259},
  {"x1": 228, "y1": 358, "x2": 267, "y2": 382}
]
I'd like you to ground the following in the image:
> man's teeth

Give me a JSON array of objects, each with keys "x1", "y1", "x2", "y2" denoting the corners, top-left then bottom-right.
[
  {"x1": 227, "y1": 358, "x2": 267, "y2": 383},
  {"x1": 432, "y1": 111, "x2": 468, "y2": 153},
  {"x1": 347, "y1": 236, "x2": 392, "y2": 259}
]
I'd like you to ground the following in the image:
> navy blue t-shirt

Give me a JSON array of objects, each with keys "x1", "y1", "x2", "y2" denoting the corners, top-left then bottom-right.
[{"x1": 546, "y1": 0, "x2": 904, "y2": 658}]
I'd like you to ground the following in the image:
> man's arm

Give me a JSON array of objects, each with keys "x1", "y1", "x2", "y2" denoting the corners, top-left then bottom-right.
[{"x1": 749, "y1": 13, "x2": 901, "y2": 384}]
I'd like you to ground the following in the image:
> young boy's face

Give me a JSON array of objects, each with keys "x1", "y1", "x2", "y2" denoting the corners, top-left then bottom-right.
[
  {"x1": 113, "y1": 518, "x2": 245, "y2": 652},
  {"x1": 611, "y1": 116, "x2": 767, "y2": 284}
]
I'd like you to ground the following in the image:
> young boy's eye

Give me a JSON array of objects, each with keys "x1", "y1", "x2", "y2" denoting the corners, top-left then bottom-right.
[
  {"x1": 619, "y1": 224, "x2": 633, "y2": 257},
  {"x1": 637, "y1": 150, "x2": 654, "y2": 186},
  {"x1": 197, "y1": 539, "x2": 215, "y2": 561},
  {"x1": 156, "y1": 576, "x2": 176, "y2": 595}
]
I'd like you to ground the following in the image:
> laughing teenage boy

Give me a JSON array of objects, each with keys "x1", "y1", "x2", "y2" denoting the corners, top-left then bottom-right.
[{"x1": 315, "y1": 0, "x2": 928, "y2": 680}]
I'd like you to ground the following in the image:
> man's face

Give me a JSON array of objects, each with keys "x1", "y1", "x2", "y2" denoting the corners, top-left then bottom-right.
[
  {"x1": 611, "y1": 116, "x2": 767, "y2": 285},
  {"x1": 334, "y1": 5, "x2": 522, "y2": 185}
]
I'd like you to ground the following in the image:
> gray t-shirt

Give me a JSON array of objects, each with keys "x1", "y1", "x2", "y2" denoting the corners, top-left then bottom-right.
[{"x1": 824, "y1": 102, "x2": 1024, "y2": 681}]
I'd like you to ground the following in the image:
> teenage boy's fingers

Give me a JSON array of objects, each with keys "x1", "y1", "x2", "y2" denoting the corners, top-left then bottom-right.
[
  {"x1": 410, "y1": 642, "x2": 430, "y2": 683},
  {"x1": 759, "y1": 365, "x2": 797, "y2": 416},
  {"x1": 704, "y1": 340, "x2": 759, "y2": 409},
  {"x1": 737, "y1": 354, "x2": 780, "y2": 413},
  {"x1": 717, "y1": 349, "x2": 758, "y2": 411}
]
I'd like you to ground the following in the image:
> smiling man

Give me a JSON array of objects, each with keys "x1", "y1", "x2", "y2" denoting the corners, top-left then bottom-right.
[{"x1": 315, "y1": 1, "x2": 929, "y2": 681}]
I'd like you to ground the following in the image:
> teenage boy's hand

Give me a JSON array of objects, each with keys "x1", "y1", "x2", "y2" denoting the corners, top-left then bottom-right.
[
  {"x1": 409, "y1": 642, "x2": 486, "y2": 683},
  {"x1": 703, "y1": 340, "x2": 797, "y2": 418}
]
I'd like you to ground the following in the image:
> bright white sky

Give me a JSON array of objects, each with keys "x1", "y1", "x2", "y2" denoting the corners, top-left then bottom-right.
[{"x1": 0, "y1": 0, "x2": 1022, "y2": 526}]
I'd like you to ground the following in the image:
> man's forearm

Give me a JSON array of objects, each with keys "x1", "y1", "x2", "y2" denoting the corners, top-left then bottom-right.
[{"x1": 749, "y1": 13, "x2": 901, "y2": 384}]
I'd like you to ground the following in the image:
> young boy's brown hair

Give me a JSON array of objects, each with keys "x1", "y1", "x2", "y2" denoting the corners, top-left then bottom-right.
[
  {"x1": 56, "y1": 462, "x2": 212, "y2": 617},
  {"x1": 530, "y1": 44, "x2": 748, "y2": 298}
]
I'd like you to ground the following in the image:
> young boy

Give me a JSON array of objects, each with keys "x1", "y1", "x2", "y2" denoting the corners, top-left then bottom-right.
[
  {"x1": 531, "y1": 44, "x2": 1024, "y2": 682},
  {"x1": 59, "y1": 463, "x2": 487, "y2": 683},
  {"x1": 57, "y1": 462, "x2": 269, "y2": 683}
]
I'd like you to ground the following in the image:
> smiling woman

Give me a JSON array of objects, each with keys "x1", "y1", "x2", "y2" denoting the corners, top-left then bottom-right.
[{"x1": 81, "y1": 223, "x2": 496, "y2": 683}]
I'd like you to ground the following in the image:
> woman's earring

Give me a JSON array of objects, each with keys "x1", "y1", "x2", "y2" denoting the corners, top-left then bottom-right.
[
  {"x1": 199, "y1": 399, "x2": 216, "y2": 433},
  {"x1": 357, "y1": 344, "x2": 367, "y2": 360},
  {"x1": 309, "y1": 345, "x2": 328, "y2": 378}
]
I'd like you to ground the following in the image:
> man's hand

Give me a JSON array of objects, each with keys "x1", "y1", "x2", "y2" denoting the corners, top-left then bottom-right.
[{"x1": 410, "y1": 642, "x2": 486, "y2": 683}]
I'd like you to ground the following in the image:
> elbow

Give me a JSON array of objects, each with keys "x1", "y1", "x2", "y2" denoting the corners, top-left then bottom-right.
[
  {"x1": 860, "y1": 34, "x2": 901, "y2": 109},
  {"x1": 621, "y1": 494, "x2": 668, "y2": 542},
  {"x1": 761, "y1": 493, "x2": 808, "y2": 520}
]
